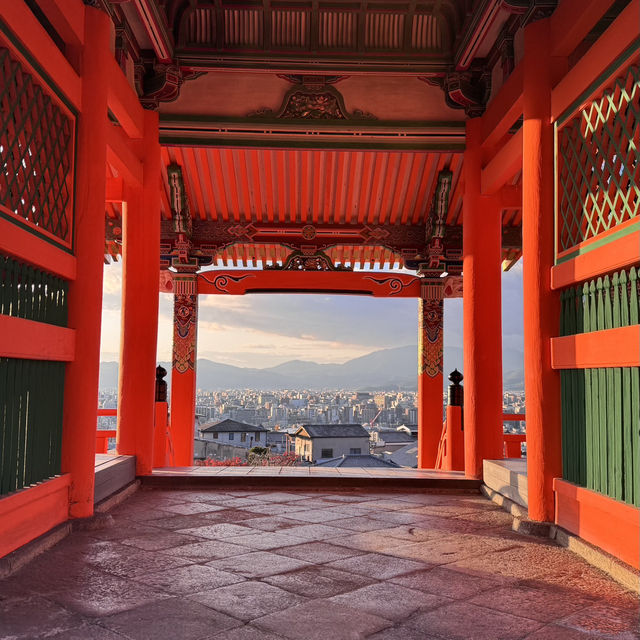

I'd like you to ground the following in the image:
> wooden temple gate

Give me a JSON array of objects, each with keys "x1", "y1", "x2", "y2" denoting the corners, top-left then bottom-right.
[{"x1": 0, "y1": 0, "x2": 638, "y2": 570}]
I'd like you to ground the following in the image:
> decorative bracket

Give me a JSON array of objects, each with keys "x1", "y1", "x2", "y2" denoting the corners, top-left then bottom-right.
[{"x1": 421, "y1": 66, "x2": 491, "y2": 117}]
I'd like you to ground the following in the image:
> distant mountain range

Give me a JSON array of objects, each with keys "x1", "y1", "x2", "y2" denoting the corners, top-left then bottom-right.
[{"x1": 100, "y1": 344, "x2": 524, "y2": 391}]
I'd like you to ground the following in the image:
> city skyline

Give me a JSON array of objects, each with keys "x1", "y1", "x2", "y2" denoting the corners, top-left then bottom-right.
[{"x1": 100, "y1": 261, "x2": 525, "y2": 370}]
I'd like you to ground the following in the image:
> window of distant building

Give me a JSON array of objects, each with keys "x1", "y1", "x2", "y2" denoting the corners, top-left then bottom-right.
[
  {"x1": 321, "y1": 448, "x2": 333, "y2": 458},
  {"x1": 350, "y1": 448, "x2": 361, "y2": 455},
  {"x1": 255, "y1": 432, "x2": 260, "y2": 441},
  {"x1": 241, "y1": 433, "x2": 246, "y2": 443},
  {"x1": 229, "y1": 432, "x2": 234, "y2": 440},
  {"x1": 213, "y1": 432, "x2": 218, "y2": 439}
]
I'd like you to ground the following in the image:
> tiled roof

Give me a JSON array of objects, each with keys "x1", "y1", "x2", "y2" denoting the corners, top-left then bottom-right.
[
  {"x1": 296, "y1": 424, "x2": 369, "y2": 439},
  {"x1": 200, "y1": 418, "x2": 269, "y2": 433},
  {"x1": 377, "y1": 431, "x2": 415, "y2": 443},
  {"x1": 389, "y1": 442, "x2": 419, "y2": 468},
  {"x1": 316, "y1": 455, "x2": 399, "y2": 468}
]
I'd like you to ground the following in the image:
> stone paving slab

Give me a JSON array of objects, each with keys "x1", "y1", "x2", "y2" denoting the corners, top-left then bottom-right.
[{"x1": 0, "y1": 488, "x2": 638, "y2": 640}]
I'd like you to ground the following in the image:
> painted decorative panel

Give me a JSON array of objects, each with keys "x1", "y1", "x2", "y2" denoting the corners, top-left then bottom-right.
[
  {"x1": 556, "y1": 64, "x2": 639, "y2": 259},
  {"x1": 0, "y1": 47, "x2": 74, "y2": 248}
]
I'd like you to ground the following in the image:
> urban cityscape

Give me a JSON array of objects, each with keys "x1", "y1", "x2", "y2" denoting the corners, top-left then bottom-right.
[{"x1": 98, "y1": 386, "x2": 527, "y2": 467}]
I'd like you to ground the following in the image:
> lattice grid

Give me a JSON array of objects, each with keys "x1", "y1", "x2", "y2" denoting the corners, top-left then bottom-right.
[
  {"x1": 557, "y1": 64, "x2": 639, "y2": 254},
  {"x1": 0, "y1": 48, "x2": 73, "y2": 244}
]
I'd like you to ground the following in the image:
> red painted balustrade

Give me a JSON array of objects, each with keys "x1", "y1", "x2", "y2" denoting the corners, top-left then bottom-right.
[{"x1": 96, "y1": 408, "x2": 117, "y2": 453}]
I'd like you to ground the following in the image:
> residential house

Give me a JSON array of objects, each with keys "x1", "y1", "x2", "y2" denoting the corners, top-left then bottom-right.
[
  {"x1": 198, "y1": 418, "x2": 269, "y2": 448},
  {"x1": 294, "y1": 424, "x2": 370, "y2": 463}
]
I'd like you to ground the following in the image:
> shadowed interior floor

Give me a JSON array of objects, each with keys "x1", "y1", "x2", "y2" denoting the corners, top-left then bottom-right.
[{"x1": 0, "y1": 489, "x2": 638, "y2": 640}]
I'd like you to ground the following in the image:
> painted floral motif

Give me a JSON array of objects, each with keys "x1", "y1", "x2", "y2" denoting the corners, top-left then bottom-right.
[
  {"x1": 418, "y1": 297, "x2": 443, "y2": 377},
  {"x1": 173, "y1": 293, "x2": 198, "y2": 373}
]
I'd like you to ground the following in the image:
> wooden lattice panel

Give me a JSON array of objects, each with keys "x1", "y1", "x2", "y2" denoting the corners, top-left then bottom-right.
[
  {"x1": 556, "y1": 64, "x2": 639, "y2": 255},
  {"x1": 0, "y1": 47, "x2": 74, "y2": 246}
]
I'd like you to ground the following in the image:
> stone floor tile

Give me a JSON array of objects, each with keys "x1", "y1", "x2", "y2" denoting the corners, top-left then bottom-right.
[
  {"x1": 120, "y1": 531, "x2": 200, "y2": 551},
  {"x1": 448, "y1": 541, "x2": 585, "y2": 582},
  {"x1": 212, "y1": 497, "x2": 266, "y2": 508},
  {"x1": 277, "y1": 523, "x2": 347, "y2": 541},
  {"x1": 253, "y1": 492, "x2": 311, "y2": 503},
  {"x1": 379, "y1": 525, "x2": 439, "y2": 542},
  {"x1": 354, "y1": 499, "x2": 415, "y2": 511},
  {"x1": 368, "y1": 510, "x2": 426, "y2": 525},
  {"x1": 523, "y1": 624, "x2": 608, "y2": 639},
  {"x1": 0, "y1": 556, "x2": 105, "y2": 600},
  {"x1": 326, "y1": 552, "x2": 428, "y2": 579},
  {"x1": 43, "y1": 624, "x2": 128, "y2": 639},
  {"x1": 322, "y1": 494, "x2": 379, "y2": 503},
  {"x1": 327, "y1": 516, "x2": 399, "y2": 532},
  {"x1": 163, "y1": 491, "x2": 233, "y2": 503},
  {"x1": 110, "y1": 506, "x2": 175, "y2": 523},
  {"x1": 451, "y1": 508, "x2": 516, "y2": 529},
  {"x1": 275, "y1": 541, "x2": 365, "y2": 564},
  {"x1": 329, "y1": 531, "x2": 407, "y2": 554},
  {"x1": 162, "y1": 502, "x2": 227, "y2": 515},
  {"x1": 191, "y1": 580, "x2": 307, "y2": 621},
  {"x1": 88, "y1": 520, "x2": 167, "y2": 540},
  {"x1": 177, "y1": 523, "x2": 256, "y2": 539},
  {"x1": 469, "y1": 584, "x2": 594, "y2": 623},
  {"x1": 47, "y1": 569, "x2": 170, "y2": 617},
  {"x1": 282, "y1": 497, "x2": 342, "y2": 509},
  {"x1": 132, "y1": 563, "x2": 244, "y2": 595},
  {"x1": 240, "y1": 515, "x2": 301, "y2": 532},
  {"x1": 385, "y1": 532, "x2": 519, "y2": 565},
  {"x1": 262, "y1": 565, "x2": 375, "y2": 598},
  {"x1": 558, "y1": 603, "x2": 640, "y2": 637},
  {"x1": 520, "y1": 570, "x2": 640, "y2": 610},
  {"x1": 281, "y1": 509, "x2": 353, "y2": 523},
  {"x1": 142, "y1": 512, "x2": 230, "y2": 531},
  {"x1": 406, "y1": 601, "x2": 543, "y2": 640},
  {"x1": 160, "y1": 539, "x2": 251, "y2": 561},
  {"x1": 366, "y1": 625, "x2": 444, "y2": 640},
  {"x1": 83, "y1": 542, "x2": 194, "y2": 578},
  {"x1": 0, "y1": 596, "x2": 82, "y2": 639},
  {"x1": 101, "y1": 597, "x2": 242, "y2": 640},
  {"x1": 208, "y1": 625, "x2": 290, "y2": 640},
  {"x1": 252, "y1": 599, "x2": 392, "y2": 640},
  {"x1": 238, "y1": 503, "x2": 310, "y2": 516},
  {"x1": 207, "y1": 551, "x2": 312, "y2": 578},
  {"x1": 224, "y1": 531, "x2": 303, "y2": 551},
  {"x1": 389, "y1": 566, "x2": 503, "y2": 600},
  {"x1": 329, "y1": 581, "x2": 450, "y2": 621}
]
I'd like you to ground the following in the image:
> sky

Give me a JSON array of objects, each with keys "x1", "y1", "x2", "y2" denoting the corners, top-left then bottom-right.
[{"x1": 100, "y1": 261, "x2": 525, "y2": 369}]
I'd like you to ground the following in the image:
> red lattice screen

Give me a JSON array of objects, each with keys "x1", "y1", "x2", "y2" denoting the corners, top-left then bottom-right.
[
  {"x1": 0, "y1": 47, "x2": 74, "y2": 246},
  {"x1": 556, "y1": 64, "x2": 639, "y2": 256}
]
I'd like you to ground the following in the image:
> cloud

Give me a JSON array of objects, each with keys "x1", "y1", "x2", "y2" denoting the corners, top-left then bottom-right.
[{"x1": 101, "y1": 263, "x2": 524, "y2": 369}]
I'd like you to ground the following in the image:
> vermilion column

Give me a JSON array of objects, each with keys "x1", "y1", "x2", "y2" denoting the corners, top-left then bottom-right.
[
  {"x1": 463, "y1": 118, "x2": 504, "y2": 479},
  {"x1": 170, "y1": 272, "x2": 199, "y2": 466},
  {"x1": 417, "y1": 280, "x2": 444, "y2": 468},
  {"x1": 61, "y1": 6, "x2": 110, "y2": 518},
  {"x1": 522, "y1": 18, "x2": 563, "y2": 522},
  {"x1": 116, "y1": 110, "x2": 161, "y2": 475}
]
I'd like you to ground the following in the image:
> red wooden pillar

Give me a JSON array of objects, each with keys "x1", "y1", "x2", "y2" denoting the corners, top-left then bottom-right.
[
  {"x1": 417, "y1": 279, "x2": 444, "y2": 468},
  {"x1": 170, "y1": 271, "x2": 199, "y2": 466},
  {"x1": 522, "y1": 18, "x2": 563, "y2": 522},
  {"x1": 463, "y1": 118, "x2": 504, "y2": 479},
  {"x1": 60, "y1": 6, "x2": 110, "y2": 518},
  {"x1": 116, "y1": 111, "x2": 161, "y2": 475}
]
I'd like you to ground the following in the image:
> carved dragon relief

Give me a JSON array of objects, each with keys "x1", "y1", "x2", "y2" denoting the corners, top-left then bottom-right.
[{"x1": 249, "y1": 75, "x2": 376, "y2": 121}]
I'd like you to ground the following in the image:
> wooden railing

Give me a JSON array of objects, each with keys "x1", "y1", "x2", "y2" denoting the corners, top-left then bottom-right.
[
  {"x1": 96, "y1": 409, "x2": 117, "y2": 454},
  {"x1": 503, "y1": 413, "x2": 526, "y2": 458}
]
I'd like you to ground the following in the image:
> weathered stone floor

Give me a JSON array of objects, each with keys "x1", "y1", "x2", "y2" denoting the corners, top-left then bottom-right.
[{"x1": 0, "y1": 488, "x2": 638, "y2": 640}]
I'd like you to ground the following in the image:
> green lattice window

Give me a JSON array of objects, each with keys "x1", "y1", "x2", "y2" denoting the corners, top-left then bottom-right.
[
  {"x1": 556, "y1": 64, "x2": 639, "y2": 255},
  {"x1": 0, "y1": 47, "x2": 73, "y2": 244}
]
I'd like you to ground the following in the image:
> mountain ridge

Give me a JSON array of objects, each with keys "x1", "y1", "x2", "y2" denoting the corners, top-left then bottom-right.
[{"x1": 100, "y1": 344, "x2": 524, "y2": 391}]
